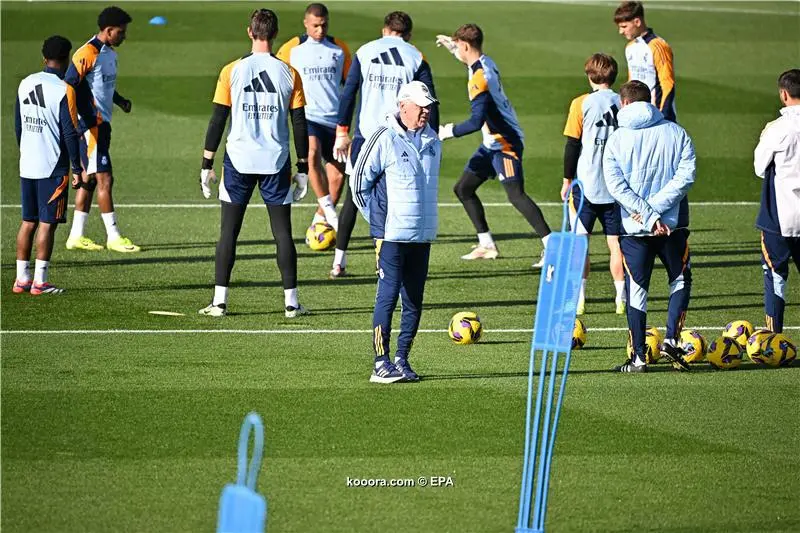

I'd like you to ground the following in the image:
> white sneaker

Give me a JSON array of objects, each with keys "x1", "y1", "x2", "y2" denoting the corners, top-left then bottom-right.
[
  {"x1": 199, "y1": 303, "x2": 227, "y2": 317},
  {"x1": 461, "y1": 244, "x2": 499, "y2": 260},
  {"x1": 532, "y1": 250, "x2": 546, "y2": 269},
  {"x1": 285, "y1": 304, "x2": 310, "y2": 318}
]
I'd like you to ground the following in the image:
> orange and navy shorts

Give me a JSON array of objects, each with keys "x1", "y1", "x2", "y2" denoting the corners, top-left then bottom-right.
[
  {"x1": 80, "y1": 121, "x2": 112, "y2": 174},
  {"x1": 21, "y1": 175, "x2": 69, "y2": 224},
  {"x1": 465, "y1": 145, "x2": 523, "y2": 183}
]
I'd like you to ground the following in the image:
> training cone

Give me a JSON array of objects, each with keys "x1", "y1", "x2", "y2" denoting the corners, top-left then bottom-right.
[{"x1": 149, "y1": 16, "x2": 167, "y2": 25}]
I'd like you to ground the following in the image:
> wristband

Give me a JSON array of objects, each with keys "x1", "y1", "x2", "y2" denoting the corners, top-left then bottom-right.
[
  {"x1": 202, "y1": 157, "x2": 214, "y2": 170},
  {"x1": 335, "y1": 125, "x2": 349, "y2": 136}
]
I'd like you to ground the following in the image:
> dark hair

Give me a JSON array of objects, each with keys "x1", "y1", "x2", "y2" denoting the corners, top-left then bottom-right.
[
  {"x1": 383, "y1": 11, "x2": 412, "y2": 38},
  {"x1": 42, "y1": 35, "x2": 72, "y2": 61},
  {"x1": 453, "y1": 24, "x2": 483, "y2": 50},
  {"x1": 98, "y1": 6, "x2": 132, "y2": 29},
  {"x1": 614, "y1": 1, "x2": 644, "y2": 23},
  {"x1": 620, "y1": 80, "x2": 651, "y2": 103},
  {"x1": 778, "y1": 69, "x2": 800, "y2": 99},
  {"x1": 250, "y1": 8, "x2": 279, "y2": 41},
  {"x1": 305, "y1": 3, "x2": 328, "y2": 18},
  {"x1": 585, "y1": 53, "x2": 618, "y2": 86}
]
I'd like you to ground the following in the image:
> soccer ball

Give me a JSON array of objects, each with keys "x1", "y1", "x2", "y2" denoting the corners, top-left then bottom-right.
[
  {"x1": 757, "y1": 333, "x2": 797, "y2": 367},
  {"x1": 706, "y1": 336, "x2": 743, "y2": 369},
  {"x1": 626, "y1": 325, "x2": 662, "y2": 364},
  {"x1": 572, "y1": 318, "x2": 587, "y2": 349},
  {"x1": 305, "y1": 222, "x2": 336, "y2": 251},
  {"x1": 722, "y1": 320, "x2": 754, "y2": 347},
  {"x1": 448, "y1": 312, "x2": 482, "y2": 345},
  {"x1": 745, "y1": 328, "x2": 772, "y2": 364},
  {"x1": 679, "y1": 329, "x2": 707, "y2": 363}
]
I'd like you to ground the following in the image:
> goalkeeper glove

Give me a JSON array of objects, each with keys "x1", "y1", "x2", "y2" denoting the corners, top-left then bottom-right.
[
  {"x1": 435, "y1": 35, "x2": 463, "y2": 62},
  {"x1": 200, "y1": 157, "x2": 217, "y2": 199},
  {"x1": 438, "y1": 123, "x2": 455, "y2": 141},
  {"x1": 333, "y1": 129, "x2": 351, "y2": 164},
  {"x1": 291, "y1": 160, "x2": 309, "y2": 202}
]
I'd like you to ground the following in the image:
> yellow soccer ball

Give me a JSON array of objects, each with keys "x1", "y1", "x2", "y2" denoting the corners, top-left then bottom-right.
[
  {"x1": 572, "y1": 318, "x2": 587, "y2": 349},
  {"x1": 626, "y1": 325, "x2": 662, "y2": 364},
  {"x1": 448, "y1": 312, "x2": 483, "y2": 345},
  {"x1": 706, "y1": 336, "x2": 743, "y2": 370},
  {"x1": 758, "y1": 333, "x2": 797, "y2": 367},
  {"x1": 722, "y1": 320, "x2": 754, "y2": 347},
  {"x1": 678, "y1": 329, "x2": 707, "y2": 364},
  {"x1": 745, "y1": 329, "x2": 773, "y2": 365},
  {"x1": 305, "y1": 222, "x2": 336, "y2": 251}
]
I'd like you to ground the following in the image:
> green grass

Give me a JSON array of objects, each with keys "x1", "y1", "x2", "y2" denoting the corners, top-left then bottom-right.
[{"x1": 2, "y1": 2, "x2": 800, "y2": 532}]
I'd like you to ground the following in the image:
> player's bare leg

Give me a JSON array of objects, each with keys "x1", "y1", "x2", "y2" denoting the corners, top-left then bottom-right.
[
  {"x1": 96, "y1": 171, "x2": 140, "y2": 252},
  {"x1": 29, "y1": 222, "x2": 63, "y2": 295},
  {"x1": 66, "y1": 176, "x2": 104, "y2": 251},
  {"x1": 309, "y1": 137, "x2": 339, "y2": 231},
  {"x1": 607, "y1": 235, "x2": 626, "y2": 314}
]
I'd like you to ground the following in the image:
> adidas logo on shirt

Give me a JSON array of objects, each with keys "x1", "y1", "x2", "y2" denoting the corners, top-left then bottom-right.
[
  {"x1": 371, "y1": 47, "x2": 405, "y2": 66},
  {"x1": 243, "y1": 71, "x2": 278, "y2": 93},
  {"x1": 22, "y1": 84, "x2": 46, "y2": 108}
]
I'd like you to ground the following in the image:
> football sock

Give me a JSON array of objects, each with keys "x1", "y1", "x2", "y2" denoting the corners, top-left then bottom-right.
[
  {"x1": 69, "y1": 210, "x2": 89, "y2": 240},
  {"x1": 579, "y1": 279, "x2": 586, "y2": 302},
  {"x1": 334, "y1": 249, "x2": 347, "y2": 268},
  {"x1": 267, "y1": 204, "x2": 297, "y2": 290},
  {"x1": 213, "y1": 285, "x2": 228, "y2": 306},
  {"x1": 614, "y1": 280, "x2": 626, "y2": 302},
  {"x1": 375, "y1": 357, "x2": 389, "y2": 369},
  {"x1": 16, "y1": 260, "x2": 31, "y2": 282},
  {"x1": 632, "y1": 356, "x2": 646, "y2": 367},
  {"x1": 101, "y1": 211, "x2": 121, "y2": 240},
  {"x1": 312, "y1": 212, "x2": 326, "y2": 225},
  {"x1": 318, "y1": 195, "x2": 339, "y2": 231},
  {"x1": 33, "y1": 260, "x2": 49, "y2": 284},
  {"x1": 542, "y1": 233, "x2": 550, "y2": 248},
  {"x1": 284, "y1": 288, "x2": 299, "y2": 308},
  {"x1": 477, "y1": 232, "x2": 494, "y2": 248}
]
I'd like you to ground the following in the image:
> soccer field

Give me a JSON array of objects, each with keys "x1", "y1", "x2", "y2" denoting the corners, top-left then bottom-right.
[{"x1": 2, "y1": 2, "x2": 800, "y2": 532}]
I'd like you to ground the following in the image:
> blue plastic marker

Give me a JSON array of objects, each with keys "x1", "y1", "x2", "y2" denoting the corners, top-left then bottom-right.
[{"x1": 149, "y1": 16, "x2": 167, "y2": 26}]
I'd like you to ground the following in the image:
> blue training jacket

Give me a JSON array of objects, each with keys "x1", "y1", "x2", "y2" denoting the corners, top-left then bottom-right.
[
  {"x1": 350, "y1": 113, "x2": 441, "y2": 242},
  {"x1": 603, "y1": 101, "x2": 696, "y2": 236}
]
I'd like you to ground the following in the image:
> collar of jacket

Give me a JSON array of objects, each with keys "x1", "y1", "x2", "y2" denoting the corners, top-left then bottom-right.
[{"x1": 387, "y1": 113, "x2": 438, "y2": 153}]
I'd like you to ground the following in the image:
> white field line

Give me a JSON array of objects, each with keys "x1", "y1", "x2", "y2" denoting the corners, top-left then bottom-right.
[
  {"x1": 1, "y1": 326, "x2": 797, "y2": 335},
  {"x1": 521, "y1": 0, "x2": 799, "y2": 17},
  {"x1": 0, "y1": 202, "x2": 758, "y2": 209}
]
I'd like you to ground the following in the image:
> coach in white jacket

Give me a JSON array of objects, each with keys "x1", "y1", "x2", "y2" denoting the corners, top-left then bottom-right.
[
  {"x1": 603, "y1": 80, "x2": 696, "y2": 373},
  {"x1": 351, "y1": 81, "x2": 441, "y2": 384},
  {"x1": 754, "y1": 69, "x2": 800, "y2": 334}
]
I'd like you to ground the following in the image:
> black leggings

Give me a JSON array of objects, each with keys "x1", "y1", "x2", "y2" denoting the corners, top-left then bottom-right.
[
  {"x1": 215, "y1": 202, "x2": 297, "y2": 289},
  {"x1": 335, "y1": 184, "x2": 358, "y2": 251},
  {"x1": 453, "y1": 170, "x2": 551, "y2": 237}
]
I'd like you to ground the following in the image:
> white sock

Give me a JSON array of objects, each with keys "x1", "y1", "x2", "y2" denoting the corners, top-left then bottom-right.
[
  {"x1": 101, "y1": 211, "x2": 121, "y2": 241},
  {"x1": 632, "y1": 356, "x2": 646, "y2": 367},
  {"x1": 33, "y1": 260, "x2": 49, "y2": 284},
  {"x1": 542, "y1": 233, "x2": 551, "y2": 248},
  {"x1": 579, "y1": 279, "x2": 586, "y2": 302},
  {"x1": 312, "y1": 212, "x2": 326, "y2": 225},
  {"x1": 318, "y1": 195, "x2": 339, "y2": 231},
  {"x1": 334, "y1": 249, "x2": 346, "y2": 268},
  {"x1": 478, "y1": 232, "x2": 494, "y2": 248},
  {"x1": 614, "y1": 280, "x2": 626, "y2": 302},
  {"x1": 69, "y1": 210, "x2": 89, "y2": 240},
  {"x1": 284, "y1": 288, "x2": 299, "y2": 308},
  {"x1": 213, "y1": 285, "x2": 228, "y2": 306},
  {"x1": 16, "y1": 260, "x2": 31, "y2": 282}
]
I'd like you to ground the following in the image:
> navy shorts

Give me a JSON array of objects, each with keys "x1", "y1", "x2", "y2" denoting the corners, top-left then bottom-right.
[
  {"x1": 80, "y1": 121, "x2": 112, "y2": 174},
  {"x1": 465, "y1": 145, "x2": 523, "y2": 183},
  {"x1": 308, "y1": 121, "x2": 336, "y2": 164},
  {"x1": 569, "y1": 186, "x2": 621, "y2": 236},
  {"x1": 220, "y1": 152, "x2": 292, "y2": 206},
  {"x1": 21, "y1": 175, "x2": 69, "y2": 224}
]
